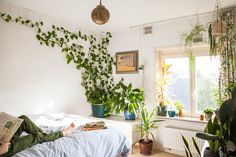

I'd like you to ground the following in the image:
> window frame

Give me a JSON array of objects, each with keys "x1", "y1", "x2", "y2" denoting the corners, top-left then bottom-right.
[{"x1": 158, "y1": 46, "x2": 212, "y2": 117}]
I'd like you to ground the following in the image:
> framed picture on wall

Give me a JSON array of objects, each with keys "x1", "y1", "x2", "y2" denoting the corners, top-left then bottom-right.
[{"x1": 116, "y1": 50, "x2": 139, "y2": 74}]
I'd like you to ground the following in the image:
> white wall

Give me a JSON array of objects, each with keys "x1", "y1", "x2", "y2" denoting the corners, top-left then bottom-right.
[{"x1": 0, "y1": 3, "x2": 95, "y2": 116}]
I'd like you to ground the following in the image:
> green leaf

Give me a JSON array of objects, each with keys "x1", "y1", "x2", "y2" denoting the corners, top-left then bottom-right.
[
  {"x1": 36, "y1": 34, "x2": 41, "y2": 40},
  {"x1": 196, "y1": 132, "x2": 218, "y2": 141},
  {"x1": 181, "y1": 134, "x2": 193, "y2": 157},
  {"x1": 192, "y1": 137, "x2": 201, "y2": 156}
]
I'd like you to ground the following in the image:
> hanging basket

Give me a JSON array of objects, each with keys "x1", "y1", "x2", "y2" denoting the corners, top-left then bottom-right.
[
  {"x1": 211, "y1": 0, "x2": 227, "y2": 37},
  {"x1": 212, "y1": 19, "x2": 227, "y2": 36}
]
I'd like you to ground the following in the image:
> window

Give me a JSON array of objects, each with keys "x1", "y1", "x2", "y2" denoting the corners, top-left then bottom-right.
[
  {"x1": 195, "y1": 56, "x2": 219, "y2": 113},
  {"x1": 165, "y1": 58, "x2": 190, "y2": 111},
  {"x1": 159, "y1": 47, "x2": 220, "y2": 117}
]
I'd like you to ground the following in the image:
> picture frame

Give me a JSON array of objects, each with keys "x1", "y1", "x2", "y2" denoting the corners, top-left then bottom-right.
[{"x1": 116, "y1": 50, "x2": 139, "y2": 74}]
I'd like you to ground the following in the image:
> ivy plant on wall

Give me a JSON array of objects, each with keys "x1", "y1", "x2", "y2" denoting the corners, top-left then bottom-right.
[{"x1": 0, "y1": 12, "x2": 115, "y2": 116}]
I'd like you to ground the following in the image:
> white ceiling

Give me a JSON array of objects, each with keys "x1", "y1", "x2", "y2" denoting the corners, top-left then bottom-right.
[{"x1": 2, "y1": 0, "x2": 236, "y2": 33}]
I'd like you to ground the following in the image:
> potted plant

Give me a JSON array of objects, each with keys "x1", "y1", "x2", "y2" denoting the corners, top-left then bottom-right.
[
  {"x1": 81, "y1": 35, "x2": 115, "y2": 118},
  {"x1": 211, "y1": 2, "x2": 226, "y2": 37},
  {"x1": 137, "y1": 105, "x2": 160, "y2": 155},
  {"x1": 181, "y1": 17, "x2": 206, "y2": 57},
  {"x1": 167, "y1": 104, "x2": 176, "y2": 117},
  {"x1": 203, "y1": 117, "x2": 220, "y2": 157},
  {"x1": 196, "y1": 88, "x2": 236, "y2": 157},
  {"x1": 112, "y1": 80, "x2": 144, "y2": 120},
  {"x1": 204, "y1": 109, "x2": 214, "y2": 121},
  {"x1": 156, "y1": 63, "x2": 172, "y2": 116},
  {"x1": 175, "y1": 101, "x2": 184, "y2": 117}
]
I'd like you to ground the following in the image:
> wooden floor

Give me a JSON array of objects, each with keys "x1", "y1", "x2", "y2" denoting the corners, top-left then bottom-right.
[{"x1": 129, "y1": 145, "x2": 183, "y2": 157}]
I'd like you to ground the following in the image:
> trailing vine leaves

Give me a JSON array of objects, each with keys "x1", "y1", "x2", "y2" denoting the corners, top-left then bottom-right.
[
  {"x1": 208, "y1": 9, "x2": 236, "y2": 102},
  {"x1": 181, "y1": 19, "x2": 206, "y2": 68},
  {"x1": 0, "y1": 12, "x2": 115, "y2": 115}
]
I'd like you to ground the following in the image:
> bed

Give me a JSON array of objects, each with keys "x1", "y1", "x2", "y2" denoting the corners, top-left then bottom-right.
[{"x1": 12, "y1": 113, "x2": 131, "y2": 157}]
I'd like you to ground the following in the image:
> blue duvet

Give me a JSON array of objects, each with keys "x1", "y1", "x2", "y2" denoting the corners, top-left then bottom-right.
[{"x1": 13, "y1": 113, "x2": 130, "y2": 157}]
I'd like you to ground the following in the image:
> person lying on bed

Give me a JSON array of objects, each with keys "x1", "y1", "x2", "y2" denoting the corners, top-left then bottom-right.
[{"x1": 0, "y1": 115, "x2": 75, "y2": 157}]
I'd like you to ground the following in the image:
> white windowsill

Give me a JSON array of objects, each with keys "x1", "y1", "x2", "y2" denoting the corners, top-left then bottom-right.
[{"x1": 156, "y1": 115, "x2": 208, "y2": 124}]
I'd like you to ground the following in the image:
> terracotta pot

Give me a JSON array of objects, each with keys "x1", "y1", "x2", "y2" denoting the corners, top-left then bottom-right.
[
  {"x1": 200, "y1": 114, "x2": 204, "y2": 121},
  {"x1": 179, "y1": 110, "x2": 183, "y2": 117},
  {"x1": 203, "y1": 147, "x2": 219, "y2": 157},
  {"x1": 139, "y1": 139, "x2": 153, "y2": 155}
]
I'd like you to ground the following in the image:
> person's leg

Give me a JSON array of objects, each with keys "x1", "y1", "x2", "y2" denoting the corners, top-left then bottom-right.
[
  {"x1": 3, "y1": 131, "x2": 63, "y2": 157},
  {"x1": 14, "y1": 115, "x2": 43, "y2": 137}
]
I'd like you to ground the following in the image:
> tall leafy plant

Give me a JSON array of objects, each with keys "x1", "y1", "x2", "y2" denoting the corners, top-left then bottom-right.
[
  {"x1": 156, "y1": 63, "x2": 172, "y2": 107},
  {"x1": 137, "y1": 106, "x2": 159, "y2": 142},
  {"x1": 204, "y1": 117, "x2": 220, "y2": 154}
]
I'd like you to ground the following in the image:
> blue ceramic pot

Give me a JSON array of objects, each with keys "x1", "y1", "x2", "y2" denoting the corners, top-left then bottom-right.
[
  {"x1": 124, "y1": 110, "x2": 136, "y2": 120},
  {"x1": 168, "y1": 110, "x2": 176, "y2": 117},
  {"x1": 91, "y1": 104, "x2": 105, "y2": 118}
]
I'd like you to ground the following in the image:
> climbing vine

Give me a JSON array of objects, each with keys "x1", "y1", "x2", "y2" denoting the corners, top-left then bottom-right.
[{"x1": 0, "y1": 12, "x2": 115, "y2": 115}]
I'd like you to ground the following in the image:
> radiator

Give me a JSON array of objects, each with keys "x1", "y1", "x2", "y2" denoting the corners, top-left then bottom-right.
[{"x1": 163, "y1": 126, "x2": 205, "y2": 154}]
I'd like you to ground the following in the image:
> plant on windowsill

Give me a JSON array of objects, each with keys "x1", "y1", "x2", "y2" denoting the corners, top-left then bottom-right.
[
  {"x1": 168, "y1": 103, "x2": 176, "y2": 117},
  {"x1": 196, "y1": 88, "x2": 236, "y2": 157},
  {"x1": 111, "y1": 79, "x2": 145, "y2": 120},
  {"x1": 137, "y1": 105, "x2": 160, "y2": 155},
  {"x1": 203, "y1": 108, "x2": 214, "y2": 121},
  {"x1": 156, "y1": 63, "x2": 172, "y2": 116},
  {"x1": 175, "y1": 101, "x2": 184, "y2": 117}
]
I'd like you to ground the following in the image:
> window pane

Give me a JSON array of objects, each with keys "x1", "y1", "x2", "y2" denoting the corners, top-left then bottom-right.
[
  {"x1": 195, "y1": 56, "x2": 220, "y2": 113},
  {"x1": 164, "y1": 58, "x2": 190, "y2": 111}
]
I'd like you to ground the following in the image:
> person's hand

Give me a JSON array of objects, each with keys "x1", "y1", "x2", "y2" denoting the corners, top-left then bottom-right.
[{"x1": 0, "y1": 143, "x2": 10, "y2": 155}]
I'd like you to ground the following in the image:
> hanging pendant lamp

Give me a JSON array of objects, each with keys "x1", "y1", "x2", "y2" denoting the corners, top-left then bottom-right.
[{"x1": 91, "y1": 0, "x2": 110, "y2": 25}]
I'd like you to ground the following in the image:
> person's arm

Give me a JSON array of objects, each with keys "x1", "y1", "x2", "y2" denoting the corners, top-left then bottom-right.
[{"x1": 0, "y1": 143, "x2": 10, "y2": 155}]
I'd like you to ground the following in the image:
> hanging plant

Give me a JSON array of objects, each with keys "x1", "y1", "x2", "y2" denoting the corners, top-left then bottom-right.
[
  {"x1": 211, "y1": 1, "x2": 227, "y2": 37},
  {"x1": 182, "y1": 19, "x2": 206, "y2": 51},
  {"x1": 181, "y1": 17, "x2": 206, "y2": 67},
  {"x1": 0, "y1": 12, "x2": 115, "y2": 116},
  {"x1": 208, "y1": 8, "x2": 236, "y2": 102}
]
